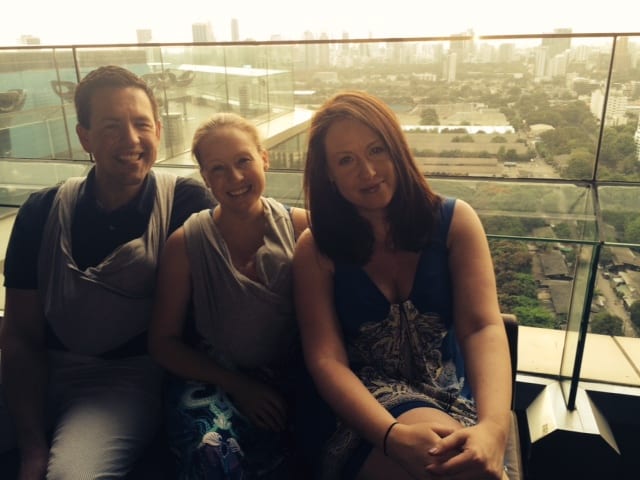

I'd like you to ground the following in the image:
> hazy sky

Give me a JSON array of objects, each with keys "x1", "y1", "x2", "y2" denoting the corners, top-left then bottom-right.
[{"x1": 3, "y1": 0, "x2": 639, "y2": 46}]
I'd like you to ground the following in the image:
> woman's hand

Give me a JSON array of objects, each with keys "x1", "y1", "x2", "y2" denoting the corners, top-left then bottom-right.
[
  {"x1": 385, "y1": 422, "x2": 458, "y2": 478},
  {"x1": 227, "y1": 375, "x2": 288, "y2": 432},
  {"x1": 426, "y1": 421, "x2": 508, "y2": 479}
]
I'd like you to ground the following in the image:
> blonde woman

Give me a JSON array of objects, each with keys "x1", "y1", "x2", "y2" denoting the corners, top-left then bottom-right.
[{"x1": 149, "y1": 112, "x2": 307, "y2": 479}]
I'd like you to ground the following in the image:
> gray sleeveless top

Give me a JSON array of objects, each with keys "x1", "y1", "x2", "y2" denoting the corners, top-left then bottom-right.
[
  {"x1": 38, "y1": 171, "x2": 176, "y2": 356},
  {"x1": 183, "y1": 197, "x2": 296, "y2": 370}
]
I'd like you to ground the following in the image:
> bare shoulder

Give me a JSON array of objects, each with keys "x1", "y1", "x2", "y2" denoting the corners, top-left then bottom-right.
[
  {"x1": 290, "y1": 207, "x2": 310, "y2": 239},
  {"x1": 294, "y1": 227, "x2": 318, "y2": 256},
  {"x1": 166, "y1": 225, "x2": 187, "y2": 248},
  {"x1": 452, "y1": 197, "x2": 478, "y2": 220},
  {"x1": 450, "y1": 198, "x2": 485, "y2": 234},
  {"x1": 161, "y1": 226, "x2": 189, "y2": 264},
  {"x1": 293, "y1": 228, "x2": 333, "y2": 272},
  {"x1": 447, "y1": 199, "x2": 490, "y2": 254}
]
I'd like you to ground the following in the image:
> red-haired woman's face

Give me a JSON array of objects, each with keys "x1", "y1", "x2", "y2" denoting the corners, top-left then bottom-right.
[{"x1": 324, "y1": 118, "x2": 396, "y2": 218}]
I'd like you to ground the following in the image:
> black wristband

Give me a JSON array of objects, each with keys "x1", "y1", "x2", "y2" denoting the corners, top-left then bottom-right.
[{"x1": 383, "y1": 421, "x2": 399, "y2": 456}]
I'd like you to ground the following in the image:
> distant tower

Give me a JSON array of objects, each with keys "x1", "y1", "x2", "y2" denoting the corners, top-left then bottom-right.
[
  {"x1": 449, "y1": 29, "x2": 475, "y2": 62},
  {"x1": 319, "y1": 32, "x2": 330, "y2": 66},
  {"x1": 634, "y1": 121, "x2": 640, "y2": 162},
  {"x1": 136, "y1": 29, "x2": 152, "y2": 44},
  {"x1": 341, "y1": 31, "x2": 349, "y2": 53},
  {"x1": 498, "y1": 43, "x2": 516, "y2": 63},
  {"x1": 534, "y1": 46, "x2": 548, "y2": 79},
  {"x1": 443, "y1": 52, "x2": 457, "y2": 82},
  {"x1": 231, "y1": 18, "x2": 240, "y2": 42},
  {"x1": 19, "y1": 34, "x2": 40, "y2": 45},
  {"x1": 192, "y1": 22, "x2": 214, "y2": 43},
  {"x1": 542, "y1": 28, "x2": 572, "y2": 57},
  {"x1": 613, "y1": 36, "x2": 631, "y2": 72},
  {"x1": 303, "y1": 31, "x2": 317, "y2": 69}
]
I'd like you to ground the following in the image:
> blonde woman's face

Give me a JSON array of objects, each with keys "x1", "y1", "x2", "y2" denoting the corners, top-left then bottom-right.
[{"x1": 198, "y1": 127, "x2": 268, "y2": 214}]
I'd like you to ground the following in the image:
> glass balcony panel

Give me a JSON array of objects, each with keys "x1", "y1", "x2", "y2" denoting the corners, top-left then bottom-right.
[
  {"x1": 1, "y1": 33, "x2": 640, "y2": 389},
  {"x1": 1, "y1": 48, "x2": 80, "y2": 162},
  {"x1": 429, "y1": 179, "x2": 596, "y2": 240},
  {"x1": 597, "y1": 36, "x2": 640, "y2": 182}
]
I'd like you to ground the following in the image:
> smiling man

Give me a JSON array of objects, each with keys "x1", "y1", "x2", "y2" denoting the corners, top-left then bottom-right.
[{"x1": 0, "y1": 65, "x2": 215, "y2": 479}]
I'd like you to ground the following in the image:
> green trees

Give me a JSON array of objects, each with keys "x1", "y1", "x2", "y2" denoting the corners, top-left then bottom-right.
[
  {"x1": 420, "y1": 107, "x2": 439, "y2": 125},
  {"x1": 590, "y1": 312, "x2": 624, "y2": 336},
  {"x1": 624, "y1": 217, "x2": 640, "y2": 245},
  {"x1": 630, "y1": 301, "x2": 640, "y2": 331}
]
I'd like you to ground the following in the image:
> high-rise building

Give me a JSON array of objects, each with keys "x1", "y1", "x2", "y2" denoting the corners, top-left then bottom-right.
[
  {"x1": 449, "y1": 29, "x2": 475, "y2": 62},
  {"x1": 192, "y1": 22, "x2": 214, "y2": 43},
  {"x1": 542, "y1": 28, "x2": 572, "y2": 57},
  {"x1": 319, "y1": 33, "x2": 330, "y2": 66},
  {"x1": 534, "y1": 46, "x2": 548, "y2": 79},
  {"x1": 498, "y1": 43, "x2": 516, "y2": 63},
  {"x1": 136, "y1": 29, "x2": 152, "y2": 44},
  {"x1": 443, "y1": 52, "x2": 457, "y2": 82},
  {"x1": 548, "y1": 52, "x2": 569, "y2": 78},
  {"x1": 634, "y1": 121, "x2": 640, "y2": 162},
  {"x1": 19, "y1": 34, "x2": 40, "y2": 45},
  {"x1": 231, "y1": 18, "x2": 239, "y2": 42},
  {"x1": 613, "y1": 36, "x2": 632, "y2": 72}
]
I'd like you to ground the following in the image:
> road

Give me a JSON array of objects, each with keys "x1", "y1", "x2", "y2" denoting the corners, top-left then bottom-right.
[{"x1": 595, "y1": 270, "x2": 638, "y2": 337}]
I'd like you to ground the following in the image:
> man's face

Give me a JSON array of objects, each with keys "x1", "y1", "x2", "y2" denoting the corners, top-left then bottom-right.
[{"x1": 76, "y1": 86, "x2": 161, "y2": 191}]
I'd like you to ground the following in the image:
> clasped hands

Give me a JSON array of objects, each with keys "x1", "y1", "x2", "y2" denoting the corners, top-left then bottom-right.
[{"x1": 385, "y1": 421, "x2": 507, "y2": 479}]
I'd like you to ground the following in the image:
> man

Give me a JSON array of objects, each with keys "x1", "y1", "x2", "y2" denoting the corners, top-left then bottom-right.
[{"x1": 0, "y1": 65, "x2": 215, "y2": 479}]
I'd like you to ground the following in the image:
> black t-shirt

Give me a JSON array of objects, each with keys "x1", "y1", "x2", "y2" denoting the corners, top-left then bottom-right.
[
  {"x1": 3, "y1": 169, "x2": 215, "y2": 358},
  {"x1": 4, "y1": 168, "x2": 215, "y2": 289}
]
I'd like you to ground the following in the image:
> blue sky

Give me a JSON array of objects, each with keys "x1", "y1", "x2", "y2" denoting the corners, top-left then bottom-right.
[{"x1": 2, "y1": 0, "x2": 638, "y2": 46}]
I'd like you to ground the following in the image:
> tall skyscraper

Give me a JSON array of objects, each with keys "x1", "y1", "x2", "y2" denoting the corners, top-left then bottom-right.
[
  {"x1": 136, "y1": 29, "x2": 152, "y2": 44},
  {"x1": 19, "y1": 35, "x2": 40, "y2": 45},
  {"x1": 449, "y1": 29, "x2": 475, "y2": 62},
  {"x1": 634, "y1": 121, "x2": 640, "y2": 162},
  {"x1": 534, "y1": 46, "x2": 548, "y2": 79},
  {"x1": 542, "y1": 28, "x2": 572, "y2": 57},
  {"x1": 231, "y1": 18, "x2": 239, "y2": 42},
  {"x1": 443, "y1": 52, "x2": 457, "y2": 82},
  {"x1": 613, "y1": 36, "x2": 632, "y2": 72},
  {"x1": 192, "y1": 22, "x2": 214, "y2": 43}
]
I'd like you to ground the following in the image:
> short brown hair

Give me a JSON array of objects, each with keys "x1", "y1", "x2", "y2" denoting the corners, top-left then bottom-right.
[{"x1": 74, "y1": 65, "x2": 159, "y2": 129}]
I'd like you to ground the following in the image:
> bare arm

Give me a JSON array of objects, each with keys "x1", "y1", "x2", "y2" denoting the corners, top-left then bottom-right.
[
  {"x1": 0, "y1": 289, "x2": 49, "y2": 478},
  {"x1": 293, "y1": 229, "x2": 396, "y2": 449},
  {"x1": 449, "y1": 199, "x2": 511, "y2": 428},
  {"x1": 148, "y1": 227, "x2": 286, "y2": 430},
  {"x1": 428, "y1": 199, "x2": 512, "y2": 477}
]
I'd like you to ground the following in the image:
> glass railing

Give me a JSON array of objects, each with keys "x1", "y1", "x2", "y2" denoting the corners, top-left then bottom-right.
[{"x1": 1, "y1": 33, "x2": 640, "y2": 399}]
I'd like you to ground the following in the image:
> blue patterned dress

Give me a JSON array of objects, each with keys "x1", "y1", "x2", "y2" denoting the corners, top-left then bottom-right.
[{"x1": 297, "y1": 197, "x2": 477, "y2": 479}]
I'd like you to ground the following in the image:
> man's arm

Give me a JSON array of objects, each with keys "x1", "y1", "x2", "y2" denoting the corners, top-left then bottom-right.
[
  {"x1": 0, "y1": 289, "x2": 49, "y2": 479},
  {"x1": 1, "y1": 187, "x2": 56, "y2": 478}
]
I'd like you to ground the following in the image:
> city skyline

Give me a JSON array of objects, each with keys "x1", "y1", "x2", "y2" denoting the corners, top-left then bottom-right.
[{"x1": 2, "y1": 0, "x2": 639, "y2": 47}]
